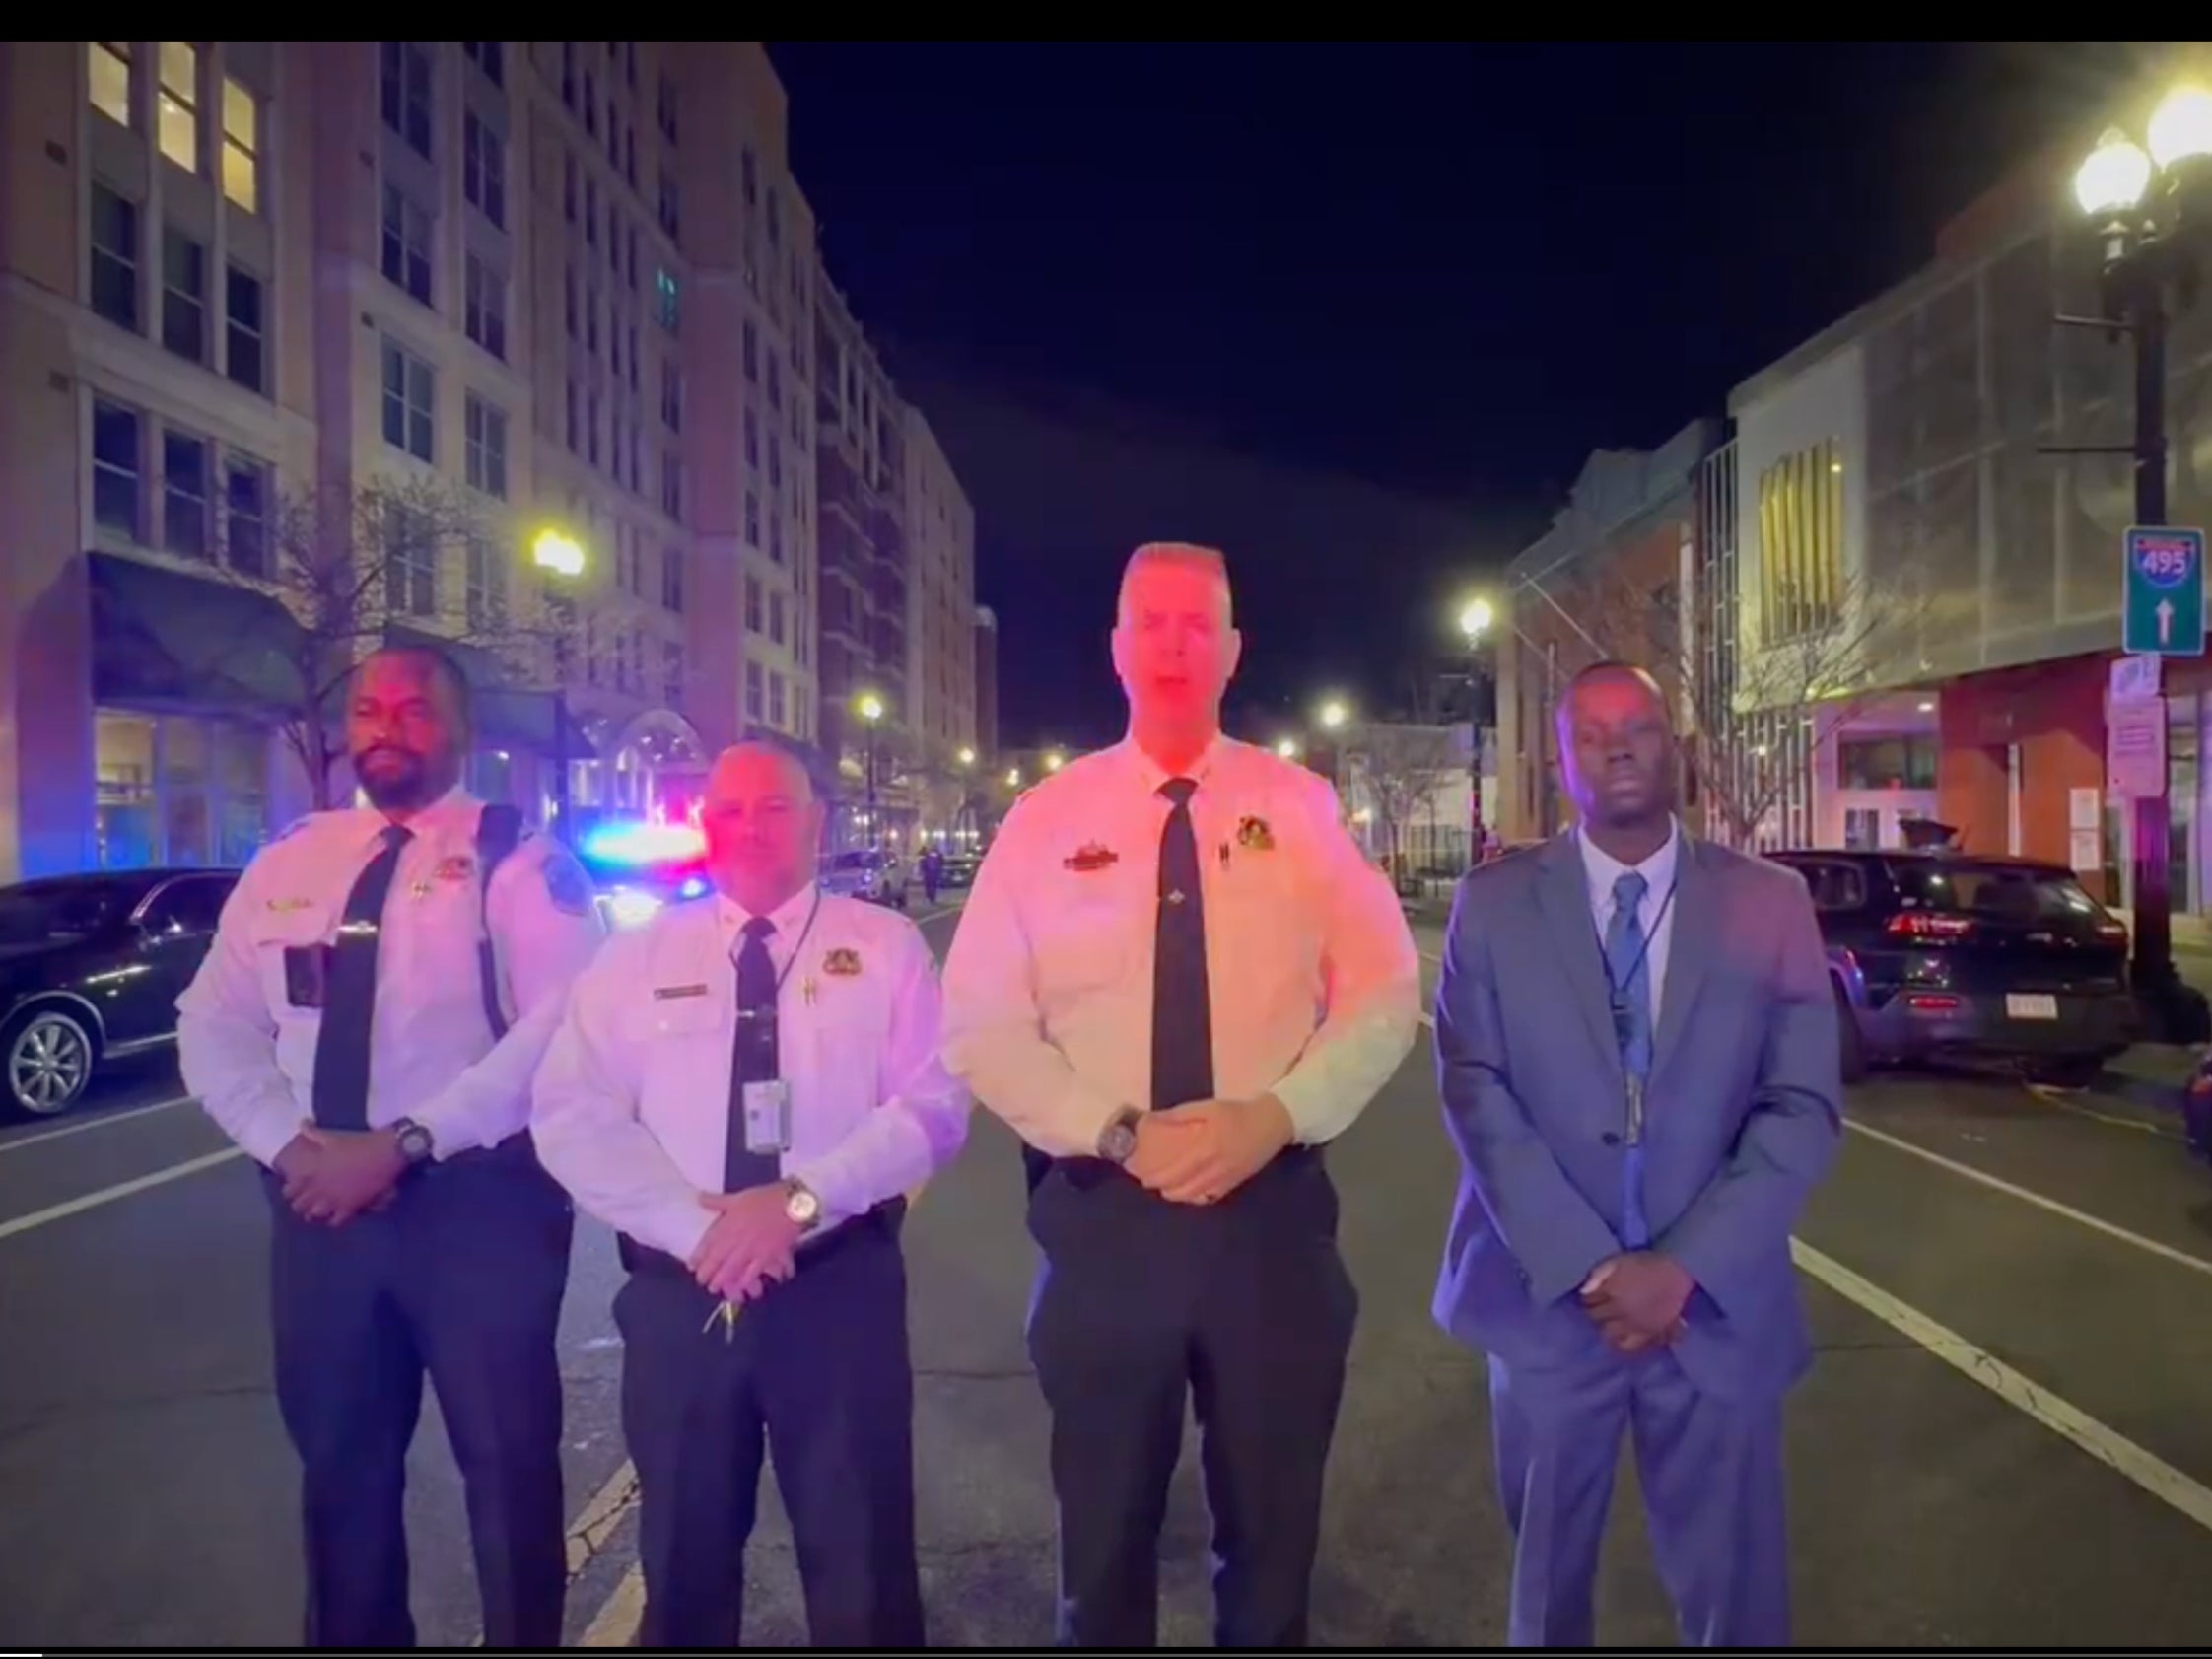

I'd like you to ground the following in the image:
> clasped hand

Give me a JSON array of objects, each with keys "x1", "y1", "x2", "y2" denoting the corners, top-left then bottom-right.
[
  {"x1": 276, "y1": 1128, "x2": 405, "y2": 1226},
  {"x1": 689, "y1": 1186, "x2": 802, "y2": 1303},
  {"x1": 1579, "y1": 1252, "x2": 1694, "y2": 1354},
  {"x1": 1125, "y1": 1095, "x2": 1294, "y2": 1205}
]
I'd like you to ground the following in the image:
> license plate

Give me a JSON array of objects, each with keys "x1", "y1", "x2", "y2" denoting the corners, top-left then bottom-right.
[{"x1": 2006, "y1": 994, "x2": 2059, "y2": 1020}]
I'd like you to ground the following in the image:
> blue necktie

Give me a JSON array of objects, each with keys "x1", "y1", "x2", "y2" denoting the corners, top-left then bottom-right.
[{"x1": 1604, "y1": 869, "x2": 1653, "y2": 1248}]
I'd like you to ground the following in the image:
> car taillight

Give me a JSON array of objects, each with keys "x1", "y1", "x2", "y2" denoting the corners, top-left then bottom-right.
[{"x1": 1887, "y1": 911, "x2": 1975, "y2": 940}]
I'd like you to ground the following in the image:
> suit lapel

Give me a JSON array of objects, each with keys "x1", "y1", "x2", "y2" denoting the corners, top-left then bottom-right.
[
  {"x1": 1534, "y1": 833, "x2": 1624, "y2": 1083},
  {"x1": 1652, "y1": 836, "x2": 1717, "y2": 1080}
]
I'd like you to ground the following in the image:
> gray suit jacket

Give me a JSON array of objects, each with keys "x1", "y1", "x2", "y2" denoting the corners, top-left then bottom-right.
[{"x1": 1430, "y1": 830, "x2": 1843, "y2": 1401}]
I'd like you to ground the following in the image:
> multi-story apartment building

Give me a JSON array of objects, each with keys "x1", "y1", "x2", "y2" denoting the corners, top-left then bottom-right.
[
  {"x1": 0, "y1": 41, "x2": 850, "y2": 883},
  {"x1": 812, "y1": 274, "x2": 910, "y2": 844},
  {"x1": 901, "y1": 405, "x2": 977, "y2": 759}
]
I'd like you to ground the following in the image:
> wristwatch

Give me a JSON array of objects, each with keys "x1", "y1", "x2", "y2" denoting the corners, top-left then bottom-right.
[
  {"x1": 783, "y1": 1179, "x2": 822, "y2": 1232},
  {"x1": 1096, "y1": 1107, "x2": 1142, "y2": 1165},
  {"x1": 393, "y1": 1118, "x2": 436, "y2": 1167}
]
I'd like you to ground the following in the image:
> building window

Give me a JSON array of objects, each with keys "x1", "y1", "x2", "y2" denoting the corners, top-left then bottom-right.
[
  {"x1": 585, "y1": 178, "x2": 597, "y2": 247},
  {"x1": 662, "y1": 544, "x2": 685, "y2": 612},
  {"x1": 1756, "y1": 438, "x2": 1844, "y2": 645},
  {"x1": 768, "y1": 434, "x2": 782, "y2": 490},
  {"x1": 662, "y1": 361, "x2": 682, "y2": 432},
  {"x1": 380, "y1": 183, "x2": 434, "y2": 306},
  {"x1": 222, "y1": 265, "x2": 266, "y2": 394},
  {"x1": 221, "y1": 78, "x2": 260, "y2": 212},
  {"x1": 657, "y1": 72, "x2": 678, "y2": 146},
  {"x1": 767, "y1": 356, "x2": 782, "y2": 413},
  {"x1": 564, "y1": 263, "x2": 578, "y2": 338},
  {"x1": 654, "y1": 267, "x2": 679, "y2": 332},
  {"x1": 740, "y1": 146, "x2": 757, "y2": 205},
  {"x1": 564, "y1": 150, "x2": 578, "y2": 223},
  {"x1": 387, "y1": 508, "x2": 437, "y2": 616},
  {"x1": 663, "y1": 640, "x2": 684, "y2": 707},
  {"x1": 90, "y1": 42, "x2": 133, "y2": 127},
  {"x1": 560, "y1": 42, "x2": 576, "y2": 108},
  {"x1": 1837, "y1": 734, "x2": 1938, "y2": 792},
  {"x1": 158, "y1": 43, "x2": 199, "y2": 172},
  {"x1": 465, "y1": 535, "x2": 507, "y2": 630},
  {"x1": 744, "y1": 489, "x2": 760, "y2": 545},
  {"x1": 463, "y1": 111, "x2": 506, "y2": 227},
  {"x1": 661, "y1": 451, "x2": 682, "y2": 519},
  {"x1": 743, "y1": 410, "x2": 759, "y2": 468},
  {"x1": 765, "y1": 186, "x2": 781, "y2": 248},
  {"x1": 769, "y1": 514, "x2": 783, "y2": 565},
  {"x1": 565, "y1": 379, "x2": 578, "y2": 453},
  {"x1": 464, "y1": 253, "x2": 507, "y2": 360},
  {"x1": 92, "y1": 400, "x2": 142, "y2": 536},
  {"x1": 463, "y1": 40, "x2": 503, "y2": 86},
  {"x1": 162, "y1": 429, "x2": 210, "y2": 558},
  {"x1": 160, "y1": 226, "x2": 206, "y2": 363},
  {"x1": 225, "y1": 454, "x2": 270, "y2": 576},
  {"x1": 464, "y1": 394, "x2": 508, "y2": 498},
  {"x1": 90, "y1": 182, "x2": 140, "y2": 330},
  {"x1": 744, "y1": 575, "x2": 763, "y2": 633},
  {"x1": 742, "y1": 320, "x2": 758, "y2": 382},
  {"x1": 380, "y1": 339, "x2": 435, "y2": 461},
  {"x1": 769, "y1": 591, "x2": 786, "y2": 646},
  {"x1": 380, "y1": 42, "x2": 433, "y2": 159},
  {"x1": 657, "y1": 169, "x2": 680, "y2": 242},
  {"x1": 745, "y1": 661, "x2": 764, "y2": 721},
  {"x1": 769, "y1": 670, "x2": 786, "y2": 728},
  {"x1": 96, "y1": 712, "x2": 271, "y2": 869}
]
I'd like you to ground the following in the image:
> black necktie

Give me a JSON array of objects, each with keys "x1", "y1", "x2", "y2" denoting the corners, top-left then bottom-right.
[
  {"x1": 725, "y1": 916, "x2": 783, "y2": 1192},
  {"x1": 1151, "y1": 777, "x2": 1215, "y2": 1112},
  {"x1": 311, "y1": 824, "x2": 413, "y2": 1131}
]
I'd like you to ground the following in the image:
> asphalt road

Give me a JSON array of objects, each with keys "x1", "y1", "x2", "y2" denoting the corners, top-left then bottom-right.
[{"x1": 7, "y1": 904, "x2": 2212, "y2": 1648}]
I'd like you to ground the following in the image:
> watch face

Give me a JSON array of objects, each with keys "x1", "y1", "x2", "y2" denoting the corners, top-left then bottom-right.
[
  {"x1": 397, "y1": 1124, "x2": 433, "y2": 1161},
  {"x1": 786, "y1": 1185, "x2": 821, "y2": 1223},
  {"x1": 1100, "y1": 1122, "x2": 1138, "y2": 1163}
]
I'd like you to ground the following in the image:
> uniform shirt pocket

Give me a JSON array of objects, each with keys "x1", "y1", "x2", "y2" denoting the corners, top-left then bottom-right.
[
  {"x1": 1034, "y1": 864, "x2": 1140, "y2": 1002},
  {"x1": 245, "y1": 909, "x2": 331, "y2": 1025}
]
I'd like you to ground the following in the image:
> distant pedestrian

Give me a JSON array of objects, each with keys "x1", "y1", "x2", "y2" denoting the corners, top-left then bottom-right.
[
  {"x1": 533, "y1": 741, "x2": 969, "y2": 1648},
  {"x1": 1430, "y1": 659, "x2": 1841, "y2": 1647},
  {"x1": 942, "y1": 541, "x2": 1420, "y2": 1647},
  {"x1": 921, "y1": 844, "x2": 943, "y2": 905},
  {"x1": 176, "y1": 644, "x2": 605, "y2": 1648}
]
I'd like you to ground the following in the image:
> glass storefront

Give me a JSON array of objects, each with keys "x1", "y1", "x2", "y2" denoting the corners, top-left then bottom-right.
[{"x1": 94, "y1": 709, "x2": 271, "y2": 869}]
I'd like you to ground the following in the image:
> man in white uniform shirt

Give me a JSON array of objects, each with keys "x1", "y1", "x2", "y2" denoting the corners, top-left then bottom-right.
[
  {"x1": 177, "y1": 645, "x2": 607, "y2": 1649},
  {"x1": 533, "y1": 740, "x2": 969, "y2": 1649},
  {"x1": 942, "y1": 542, "x2": 1421, "y2": 1648}
]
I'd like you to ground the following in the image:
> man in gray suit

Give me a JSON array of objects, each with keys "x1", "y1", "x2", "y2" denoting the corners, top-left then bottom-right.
[{"x1": 1431, "y1": 660, "x2": 1841, "y2": 1647}]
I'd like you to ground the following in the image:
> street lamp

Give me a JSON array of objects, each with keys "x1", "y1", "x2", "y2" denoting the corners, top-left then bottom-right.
[
  {"x1": 1317, "y1": 698, "x2": 1349, "y2": 731},
  {"x1": 1004, "y1": 766, "x2": 1021, "y2": 789},
  {"x1": 855, "y1": 692, "x2": 885, "y2": 849},
  {"x1": 956, "y1": 746, "x2": 976, "y2": 767},
  {"x1": 530, "y1": 528, "x2": 588, "y2": 842},
  {"x1": 1456, "y1": 595, "x2": 1497, "y2": 865},
  {"x1": 2065, "y1": 90, "x2": 2212, "y2": 1035},
  {"x1": 1275, "y1": 736, "x2": 1300, "y2": 760},
  {"x1": 1043, "y1": 748, "x2": 1066, "y2": 774}
]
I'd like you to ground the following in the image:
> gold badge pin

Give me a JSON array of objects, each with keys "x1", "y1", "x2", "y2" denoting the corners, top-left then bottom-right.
[
  {"x1": 265, "y1": 897, "x2": 313, "y2": 913},
  {"x1": 822, "y1": 947, "x2": 863, "y2": 978},
  {"x1": 1235, "y1": 815, "x2": 1276, "y2": 852},
  {"x1": 434, "y1": 855, "x2": 475, "y2": 881}
]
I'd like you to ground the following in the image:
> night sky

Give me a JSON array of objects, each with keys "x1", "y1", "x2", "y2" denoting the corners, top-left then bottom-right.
[{"x1": 770, "y1": 42, "x2": 2149, "y2": 749}]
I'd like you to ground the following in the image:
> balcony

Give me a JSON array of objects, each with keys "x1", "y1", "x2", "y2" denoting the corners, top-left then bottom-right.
[{"x1": 819, "y1": 444, "x2": 876, "y2": 531}]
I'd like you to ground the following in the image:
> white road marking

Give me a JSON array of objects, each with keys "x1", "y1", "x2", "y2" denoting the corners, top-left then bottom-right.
[
  {"x1": 1843, "y1": 1117, "x2": 2212, "y2": 1279},
  {"x1": 0, "y1": 1147, "x2": 243, "y2": 1241},
  {"x1": 1793, "y1": 1238, "x2": 2212, "y2": 1535},
  {"x1": 0, "y1": 1094, "x2": 193, "y2": 1154}
]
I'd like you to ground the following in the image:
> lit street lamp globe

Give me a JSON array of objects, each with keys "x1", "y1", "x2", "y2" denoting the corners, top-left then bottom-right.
[
  {"x1": 2075, "y1": 127, "x2": 2153, "y2": 216},
  {"x1": 1458, "y1": 596, "x2": 1495, "y2": 642},
  {"x1": 856, "y1": 692, "x2": 885, "y2": 724},
  {"x1": 1317, "y1": 699, "x2": 1349, "y2": 731},
  {"x1": 2148, "y1": 86, "x2": 2212, "y2": 170}
]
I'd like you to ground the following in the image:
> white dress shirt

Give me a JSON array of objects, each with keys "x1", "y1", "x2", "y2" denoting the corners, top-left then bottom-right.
[
  {"x1": 1575, "y1": 816, "x2": 1682, "y2": 1011},
  {"x1": 177, "y1": 788, "x2": 608, "y2": 1169},
  {"x1": 530, "y1": 885, "x2": 971, "y2": 1263},
  {"x1": 941, "y1": 734, "x2": 1421, "y2": 1159}
]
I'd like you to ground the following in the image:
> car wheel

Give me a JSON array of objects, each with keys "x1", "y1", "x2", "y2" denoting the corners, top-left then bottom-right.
[
  {"x1": 1832, "y1": 980, "x2": 1868, "y2": 1085},
  {"x1": 3, "y1": 1005, "x2": 99, "y2": 1118}
]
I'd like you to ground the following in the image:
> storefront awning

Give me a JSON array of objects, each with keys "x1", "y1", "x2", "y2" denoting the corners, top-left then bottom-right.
[
  {"x1": 381, "y1": 624, "x2": 595, "y2": 759},
  {"x1": 88, "y1": 551, "x2": 308, "y2": 711}
]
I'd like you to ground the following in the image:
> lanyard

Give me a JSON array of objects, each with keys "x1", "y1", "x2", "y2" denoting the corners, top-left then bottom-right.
[
  {"x1": 1594, "y1": 877, "x2": 1679, "y2": 1052},
  {"x1": 735, "y1": 887, "x2": 824, "y2": 1017}
]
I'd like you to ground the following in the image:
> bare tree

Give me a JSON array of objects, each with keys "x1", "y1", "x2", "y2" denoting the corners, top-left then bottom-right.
[
  {"x1": 1568, "y1": 562, "x2": 1932, "y2": 848},
  {"x1": 213, "y1": 475, "x2": 549, "y2": 807},
  {"x1": 1345, "y1": 720, "x2": 1466, "y2": 887}
]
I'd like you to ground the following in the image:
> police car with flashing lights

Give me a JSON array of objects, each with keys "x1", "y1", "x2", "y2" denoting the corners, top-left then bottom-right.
[{"x1": 576, "y1": 817, "x2": 712, "y2": 931}]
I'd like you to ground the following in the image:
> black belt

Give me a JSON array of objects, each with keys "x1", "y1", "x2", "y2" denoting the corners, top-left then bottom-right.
[
  {"x1": 1023, "y1": 1141, "x2": 1319, "y2": 1194},
  {"x1": 616, "y1": 1196, "x2": 906, "y2": 1282}
]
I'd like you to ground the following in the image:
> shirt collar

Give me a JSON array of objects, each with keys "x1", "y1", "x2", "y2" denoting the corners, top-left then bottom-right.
[
  {"x1": 353, "y1": 784, "x2": 477, "y2": 853},
  {"x1": 1575, "y1": 817, "x2": 1681, "y2": 908},
  {"x1": 715, "y1": 880, "x2": 820, "y2": 950},
  {"x1": 1121, "y1": 732, "x2": 1228, "y2": 795}
]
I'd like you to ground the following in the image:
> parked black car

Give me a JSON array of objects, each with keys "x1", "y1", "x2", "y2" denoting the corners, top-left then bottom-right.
[
  {"x1": 1765, "y1": 849, "x2": 2135, "y2": 1089},
  {"x1": 0, "y1": 868, "x2": 240, "y2": 1118}
]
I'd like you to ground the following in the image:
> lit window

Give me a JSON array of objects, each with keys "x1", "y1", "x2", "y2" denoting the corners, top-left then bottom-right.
[
  {"x1": 158, "y1": 42, "x2": 199, "y2": 173},
  {"x1": 90, "y1": 42, "x2": 132, "y2": 127},
  {"x1": 221, "y1": 79, "x2": 259, "y2": 213}
]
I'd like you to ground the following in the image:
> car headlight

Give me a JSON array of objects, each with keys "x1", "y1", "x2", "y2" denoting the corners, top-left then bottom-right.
[{"x1": 605, "y1": 888, "x2": 663, "y2": 929}]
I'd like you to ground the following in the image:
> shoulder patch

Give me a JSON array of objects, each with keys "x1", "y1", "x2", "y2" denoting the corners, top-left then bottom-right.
[{"x1": 542, "y1": 848, "x2": 596, "y2": 916}]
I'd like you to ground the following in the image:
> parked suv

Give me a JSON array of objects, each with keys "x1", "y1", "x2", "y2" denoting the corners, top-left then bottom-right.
[{"x1": 1765, "y1": 849, "x2": 2135, "y2": 1088}]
